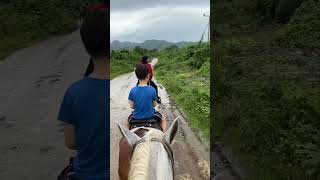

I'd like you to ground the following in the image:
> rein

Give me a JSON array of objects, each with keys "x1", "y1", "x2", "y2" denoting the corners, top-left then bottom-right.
[{"x1": 132, "y1": 137, "x2": 175, "y2": 176}]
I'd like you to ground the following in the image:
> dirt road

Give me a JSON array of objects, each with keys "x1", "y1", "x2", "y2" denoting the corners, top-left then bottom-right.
[
  {"x1": 0, "y1": 31, "x2": 88, "y2": 180},
  {"x1": 211, "y1": 140, "x2": 243, "y2": 180},
  {"x1": 110, "y1": 59, "x2": 210, "y2": 180},
  {"x1": 0, "y1": 31, "x2": 209, "y2": 179}
]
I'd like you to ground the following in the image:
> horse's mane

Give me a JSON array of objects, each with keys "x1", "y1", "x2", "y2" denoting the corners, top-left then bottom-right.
[
  {"x1": 129, "y1": 141, "x2": 151, "y2": 180},
  {"x1": 129, "y1": 129, "x2": 169, "y2": 180}
]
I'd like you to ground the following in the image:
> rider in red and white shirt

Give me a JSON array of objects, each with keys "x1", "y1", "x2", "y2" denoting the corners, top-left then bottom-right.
[{"x1": 140, "y1": 56, "x2": 161, "y2": 103}]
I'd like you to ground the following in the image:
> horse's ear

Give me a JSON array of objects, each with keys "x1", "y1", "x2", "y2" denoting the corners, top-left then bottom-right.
[
  {"x1": 164, "y1": 116, "x2": 180, "y2": 144},
  {"x1": 116, "y1": 122, "x2": 141, "y2": 146}
]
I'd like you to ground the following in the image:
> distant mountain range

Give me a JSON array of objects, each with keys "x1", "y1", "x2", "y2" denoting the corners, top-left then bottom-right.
[{"x1": 111, "y1": 40, "x2": 195, "y2": 50}]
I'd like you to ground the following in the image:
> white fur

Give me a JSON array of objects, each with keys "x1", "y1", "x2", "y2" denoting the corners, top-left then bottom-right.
[
  {"x1": 117, "y1": 117, "x2": 180, "y2": 180},
  {"x1": 129, "y1": 130, "x2": 173, "y2": 180}
]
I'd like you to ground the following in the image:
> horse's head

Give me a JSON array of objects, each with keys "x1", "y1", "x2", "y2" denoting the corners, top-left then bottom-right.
[{"x1": 116, "y1": 117, "x2": 180, "y2": 180}]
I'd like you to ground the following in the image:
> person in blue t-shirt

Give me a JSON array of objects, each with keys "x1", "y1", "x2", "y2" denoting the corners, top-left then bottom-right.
[
  {"x1": 127, "y1": 63, "x2": 166, "y2": 130},
  {"x1": 118, "y1": 63, "x2": 167, "y2": 180},
  {"x1": 58, "y1": 6, "x2": 109, "y2": 180}
]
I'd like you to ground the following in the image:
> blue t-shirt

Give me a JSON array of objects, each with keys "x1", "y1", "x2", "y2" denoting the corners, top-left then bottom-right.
[
  {"x1": 58, "y1": 77, "x2": 109, "y2": 180},
  {"x1": 128, "y1": 85, "x2": 158, "y2": 120}
]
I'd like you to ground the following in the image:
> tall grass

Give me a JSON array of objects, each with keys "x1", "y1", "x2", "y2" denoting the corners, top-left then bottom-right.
[
  {"x1": 155, "y1": 44, "x2": 210, "y2": 139},
  {"x1": 213, "y1": 0, "x2": 320, "y2": 179}
]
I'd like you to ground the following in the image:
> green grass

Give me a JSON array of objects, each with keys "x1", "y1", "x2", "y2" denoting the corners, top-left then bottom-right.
[
  {"x1": 110, "y1": 48, "x2": 157, "y2": 79},
  {"x1": 155, "y1": 44, "x2": 210, "y2": 140},
  {"x1": 213, "y1": 0, "x2": 320, "y2": 179}
]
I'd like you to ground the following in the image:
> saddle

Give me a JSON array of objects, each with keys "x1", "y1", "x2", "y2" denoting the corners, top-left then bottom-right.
[{"x1": 129, "y1": 118, "x2": 162, "y2": 131}]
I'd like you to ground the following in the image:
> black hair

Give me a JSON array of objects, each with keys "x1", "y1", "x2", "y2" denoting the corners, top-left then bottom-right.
[
  {"x1": 135, "y1": 63, "x2": 149, "y2": 80},
  {"x1": 141, "y1": 55, "x2": 148, "y2": 64},
  {"x1": 80, "y1": 8, "x2": 109, "y2": 59},
  {"x1": 84, "y1": 58, "x2": 94, "y2": 77}
]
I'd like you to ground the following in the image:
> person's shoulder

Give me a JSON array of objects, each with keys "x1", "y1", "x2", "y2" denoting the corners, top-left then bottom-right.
[
  {"x1": 65, "y1": 78, "x2": 88, "y2": 94},
  {"x1": 129, "y1": 86, "x2": 139, "y2": 93},
  {"x1": 130, "y1": 85, "x2": 138, "y2": 90},
  {"x1": 146, "y1": 86, "x2": 156, "y2": 92}
]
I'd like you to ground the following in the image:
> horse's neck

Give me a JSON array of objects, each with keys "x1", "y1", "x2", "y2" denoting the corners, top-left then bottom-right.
[
  {"x1": 149, "y1": 142, "x2": 173, "y2": 180},
  {"x1": 129, "y1": 141, "x2": 173, "y2": 180}
]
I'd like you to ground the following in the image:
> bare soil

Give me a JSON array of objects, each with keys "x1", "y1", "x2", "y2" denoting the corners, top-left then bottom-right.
[{"x1": 0, "y1": 30, "x2": 87, "y2": 180}]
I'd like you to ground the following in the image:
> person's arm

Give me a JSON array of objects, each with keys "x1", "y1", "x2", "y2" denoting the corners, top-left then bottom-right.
[
  {"x1": 153, "y1": 100, "x2": 157, "y2": 107},
  {"x1": 58, "y1": 88, "x2": 78, "y2": 150},
  {"x1": 64, "y1": 123, "x2": 78, "y2": 150},
  {"x1": 152, "y1": 88, "x2": 158, "y2": 107},
  {"x1": 128, "y1": 90, "x2": 134, "y2": 109},
  {"x1": 129, "y1": 100, "x2": 134, "y2": 109}
]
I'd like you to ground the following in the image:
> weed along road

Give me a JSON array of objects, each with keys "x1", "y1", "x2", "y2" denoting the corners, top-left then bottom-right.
[{"x1": 110, "y1": 58, "x2": 210, "y2": 180}]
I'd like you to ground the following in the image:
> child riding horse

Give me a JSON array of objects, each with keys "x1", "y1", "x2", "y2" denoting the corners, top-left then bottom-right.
[
  {"x1": 118, "y1": 64, "x2": 167, "y2": 180},
  {"x1": 137, "y1": 56, "x2": 161, "y2": 103}
]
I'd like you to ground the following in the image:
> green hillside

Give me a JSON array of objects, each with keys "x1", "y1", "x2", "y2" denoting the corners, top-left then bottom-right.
[
  {"x1": 111, "y1": 39, "x2": 195, "y2": 50},
  {"x1": 212, "y1": 0, "x2": 320, "y2": 179},
  {"x1": 0, "y1": 0, "x2": 97, "y2": 60}
]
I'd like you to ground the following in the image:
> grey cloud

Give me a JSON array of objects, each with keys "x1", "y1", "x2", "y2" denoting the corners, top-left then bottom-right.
[
  {"x1": 111, "y1": 0, "x2": 209, "y2": 11},
  {"x1": 112, "y1": 13, "x2": 209, "y2": 42},
  {"x1": 110, "y1": 0, "x2": 210, "y2": 42}
]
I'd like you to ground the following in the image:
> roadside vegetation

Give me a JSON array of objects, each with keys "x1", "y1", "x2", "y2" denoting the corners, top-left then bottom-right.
[
  {"x1": 155, "y1": 43, "x2": 210, "y2": 140},
  {"x1": 212, "y1": 0, "x2": 320, "y2": 179},
  {"x1": 0, "y1": 0, "x2": 97, "y2": 60},
  {"x1": 110, "y1": 47, "x2": 157, "y2": 79}
]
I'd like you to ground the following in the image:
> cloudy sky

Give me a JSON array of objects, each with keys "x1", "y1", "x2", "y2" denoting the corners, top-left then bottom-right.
[{"x1": 110, "y1": 0, "x2": 210, "y2": 43}]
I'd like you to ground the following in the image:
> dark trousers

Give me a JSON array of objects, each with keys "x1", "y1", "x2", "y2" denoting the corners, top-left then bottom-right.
[{"x1": 128, "y1": 111, "x2": 162, "y2": 123}]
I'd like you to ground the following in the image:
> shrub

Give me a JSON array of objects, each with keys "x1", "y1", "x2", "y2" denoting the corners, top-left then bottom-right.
[
  {"x1": 0, "y1": 0, "x2": 98, "y2": 60},
  {"x1": 275, "y1": 0, "x2": 297, "y2": 23},
  {"x1": 274, "y1": 0, "x2": 320, "y2": 48}
]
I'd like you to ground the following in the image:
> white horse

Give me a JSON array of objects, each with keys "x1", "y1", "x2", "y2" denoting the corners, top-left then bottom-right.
[{"x1": 116, "y1": 117, "x2": 180, "y2": 180}]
